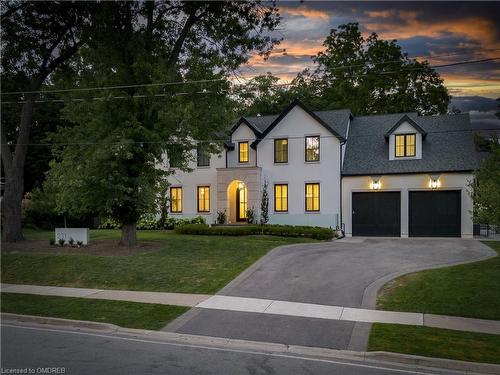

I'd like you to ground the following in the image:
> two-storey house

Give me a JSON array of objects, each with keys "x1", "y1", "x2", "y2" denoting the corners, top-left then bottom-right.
[{"x1": 167, "y1": 99, "x2": 487, "y2": 238}]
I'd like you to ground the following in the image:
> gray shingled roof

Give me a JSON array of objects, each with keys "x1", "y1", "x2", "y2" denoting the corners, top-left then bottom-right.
[
  {"x1": 243, "y1": 109, "x2": 352, "y2": 139},
  {"x1": 342, "y1": 112, "x2": 489, "y2": 175}
]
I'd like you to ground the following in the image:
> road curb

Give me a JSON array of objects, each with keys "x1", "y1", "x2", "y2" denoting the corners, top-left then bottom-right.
[
  {"x1": 3, "y1": 313, "x2": 500, "y2": 374},
  {"x1": 1, "y1": 312, "x2": 119, "y2": 333}
]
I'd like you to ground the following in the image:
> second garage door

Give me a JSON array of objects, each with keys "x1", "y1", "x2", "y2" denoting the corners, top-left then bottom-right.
[
  {"x1": 409, "y1": 190, "x2": 461, "y2": 237},
  {"x1": 352, "y1": 192, "x2": 401, "y2": 236}
]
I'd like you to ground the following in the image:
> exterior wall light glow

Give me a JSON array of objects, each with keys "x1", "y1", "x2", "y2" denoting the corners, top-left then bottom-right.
[
  {"x1": 429, "y1": 174, "x2": 441, "y2": 189},
  {"x1": 371, "y1": 176, "x2": 381, "y2": 190}
]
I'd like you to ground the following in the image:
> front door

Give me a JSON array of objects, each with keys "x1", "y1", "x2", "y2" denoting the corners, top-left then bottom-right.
[{"x1": 236, "y1": 186, "x2": 247, "y2": 222}]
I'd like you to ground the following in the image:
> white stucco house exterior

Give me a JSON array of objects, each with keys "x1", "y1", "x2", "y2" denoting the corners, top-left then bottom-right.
[{"x1": 166, "y1": 99, "x2": 488, "y2": 238}]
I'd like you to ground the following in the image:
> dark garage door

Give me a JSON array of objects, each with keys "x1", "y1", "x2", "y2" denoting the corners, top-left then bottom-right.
[
  {"x1": 409, "y1": 191, "x2": 461, "y2": 237},
  {"x1": 352, "y1": 192, "x2": 401, "y2": 236}
]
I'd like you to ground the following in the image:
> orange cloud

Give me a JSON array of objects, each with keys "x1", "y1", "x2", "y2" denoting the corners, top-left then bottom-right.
[
  {"x1": 246, "y1": 40, "x2": 324, "y2": 69},
  {"x1": 364, "y1": 16, "x2": 500, "y2": 53},
  {"x1": 279, "y1": 6, "x2": 330, "y2": 21},
  {"x1": 441, "y1": 73, "x2": 500, "y2": 97},
  {"x1": 365, "y1": 10, "x2": 394, "y2": 18}
]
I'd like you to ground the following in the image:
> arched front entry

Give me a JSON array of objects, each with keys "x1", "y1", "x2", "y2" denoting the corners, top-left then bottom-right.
[{"x1": 227, "y1": 180, "x2": 247, "y2": 223}]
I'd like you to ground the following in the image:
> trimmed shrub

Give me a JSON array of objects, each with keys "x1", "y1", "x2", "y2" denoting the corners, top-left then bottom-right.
[
  {"x1": 137, "y1": 214, "x2": 161, "y2": 230},
  {"x1": 175, "y1": 224, "x2": 335, "y2": 240}
]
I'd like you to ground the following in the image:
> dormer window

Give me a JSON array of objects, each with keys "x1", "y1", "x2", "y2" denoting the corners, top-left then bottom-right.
[{"x1": 395, "y1": 134, "x2": 416, "y2": 157}]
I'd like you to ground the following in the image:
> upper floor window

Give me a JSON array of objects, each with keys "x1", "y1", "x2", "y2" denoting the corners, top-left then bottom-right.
[
  {"x1": 197, "y1": 144, "x2": 210, "y2": 167},
  {"x1": 238, "y1": 142, "x2": 249, "y2": 163},
  {"x1": 170, "y1": 187, "x2": 182, "y2": 213},
  {"x1": 274, "y1": 138, "x2": 288, "y2": 163},
  {"x1": 274, "y1": 184, "x2": 288, "y2": 212},
  {"x1": 395, "y1": 134, "x2": 416, "y2": 157},
  {"x1": 305, "y1": 183, "x2": 320, "y2": 212},
  {"x1": 305, "y1": 136, "x2": 320, "y2": 162},
  {"x1": 197, "y1": 186, "x2": 210, "y2": 212}
]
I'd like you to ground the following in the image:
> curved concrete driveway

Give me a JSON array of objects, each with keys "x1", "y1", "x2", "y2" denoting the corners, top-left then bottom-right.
[{"x1": 168, "y1": 238, "x2": 495, "y2": 351}]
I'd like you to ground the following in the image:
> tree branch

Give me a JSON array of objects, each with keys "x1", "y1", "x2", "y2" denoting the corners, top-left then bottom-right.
[
  {"x1": 166, "y1": 7, "x2": 204, "y2": 67},
  {"x1": 0, "y1": 2, "x2": 27, "y2": 21}
]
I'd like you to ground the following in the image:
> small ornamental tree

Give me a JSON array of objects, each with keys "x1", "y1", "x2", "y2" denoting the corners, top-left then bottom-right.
[{"x1": 260, "y1": 179, "x2": 269, "y2": 225}]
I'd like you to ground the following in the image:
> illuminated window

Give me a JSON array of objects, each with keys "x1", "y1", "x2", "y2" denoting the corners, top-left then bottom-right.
[
  {"x1": 197, "y1": 144, "x2": 210, "y2": 167},
  {"x1": 305, "y1": 136, "x2": 320, "y2": 162},
  {"x1": 170, "y1": 187, "x2": 182, "y2": 213},
  {"x1": 237, "y1": 185, "x2": 247, "y2": 221},
  {"x1": 274, "y1": 184, "x2": 288, "y2": 212},
  {"x1": 197, "y1": 186, "x2": 210, "y2": 212},
  {"x1": 305, "y1": 183, "x2": 320, "y2": 212},
  {"x1": 395, "y1": 134, "x2": 416, "y2": 157},
  {"x1": 274, "y1": 139, "x2": 288, "y2": 163},
  {"x1": 238, "y1": 142, "x2": 249, "y2": 163}
]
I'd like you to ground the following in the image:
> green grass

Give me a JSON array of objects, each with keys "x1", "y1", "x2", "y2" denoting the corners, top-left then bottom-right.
[
  {"x1": 1, "y1": 293, "x2": 188, "y2": 330},
  {"x1": 22, "y1": 228, "x2": 172, "y2": 241},
  {"x1": 369, "y1": 323, "x2": 500, "y2": 364},
  {"x1": 377, "y1": 241, "x2": 500, "y2": 320},
  {"x1": 2, "y1": 229, "x2": 311, "y2": 294}
]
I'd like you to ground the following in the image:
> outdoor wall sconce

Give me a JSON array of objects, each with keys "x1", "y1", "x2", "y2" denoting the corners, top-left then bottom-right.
[
  {"x1": 371, "y1": 176, "x2": 381, "y2": 190},
  {"x1": 429, "y1": 174, "x2": 441, "y2": 189}
]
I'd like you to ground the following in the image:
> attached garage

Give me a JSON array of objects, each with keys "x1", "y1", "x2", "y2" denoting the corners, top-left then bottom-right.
[
  {"x1": 409, "y1": 190, "x2": 461, "y2": 237},
  {"x1": 352, "y1": 192, "x2": 401, "y2": 236}
]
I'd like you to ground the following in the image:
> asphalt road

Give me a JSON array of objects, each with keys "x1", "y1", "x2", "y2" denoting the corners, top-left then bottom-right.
[
  {"x1": 0, "y1": 324, "x2": 456, "y2": 375},
  {"x1": 169, "y1": 238, "x2": 494, "y2": 350}
]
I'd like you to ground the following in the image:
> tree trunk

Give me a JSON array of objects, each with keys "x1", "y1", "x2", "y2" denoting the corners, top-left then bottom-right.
[
  {"x1": 119, "y1": 222, "x2": 137, "y2": 246},
  {"x1": 1, "y1": 98, "x2": 35, "y2": 242},
  {"x1": 1, "y1": 176, "x2": 24, "y2": 242}
]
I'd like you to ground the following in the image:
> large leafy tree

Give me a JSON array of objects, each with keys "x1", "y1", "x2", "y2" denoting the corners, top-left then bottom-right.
[
  {"x1": 1, "y1": 1, "x2": 96, "y2": 242},
  {"x1": 45, "y1": 1, "x2": 280, "y2": 245},
  {"x1": 242, "y1": 23, "x2": 449, "y2": 116}
]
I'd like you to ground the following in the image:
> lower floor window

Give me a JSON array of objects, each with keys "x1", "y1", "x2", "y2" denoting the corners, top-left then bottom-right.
[
  {"x1": 197, "y1": 186, "x2": 210, "y2": 212},
  {"x1": 170, "y1": 187, "x2": 182, "y2": 213},
  {"x1": 274, "y1": 184, "x2": 288, "y2": 212},
  {"x1": 305, "y1": 183, "x2": 320, "y2": 211}
]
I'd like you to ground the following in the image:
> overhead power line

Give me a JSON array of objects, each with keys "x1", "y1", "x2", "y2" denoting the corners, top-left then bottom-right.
[
  {"x1": 6, "y1": 127, "x2": 500, "y2": 147},
  {"x1": 2, "y1": 56, "x2": 498, "y2": 98}
]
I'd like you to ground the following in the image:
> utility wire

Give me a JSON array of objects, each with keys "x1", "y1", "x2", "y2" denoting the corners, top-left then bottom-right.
[
  {"x1": 6, "y1": 127, "x2": 500, "y2": 147},
  {"x1": 2, "y1": 57, "x2": 499, "y2": 105},
  {"x1": 2, "y1": 56, "x2": 498, "y2": 97}
]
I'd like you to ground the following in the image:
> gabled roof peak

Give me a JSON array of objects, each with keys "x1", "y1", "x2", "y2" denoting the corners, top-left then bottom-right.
[
  {"x1": 251, "y1": 99, "x2": 347, "y2": 147},
  {"x1": 384, "y1": 114, "x2": 427, "y2": 139}
]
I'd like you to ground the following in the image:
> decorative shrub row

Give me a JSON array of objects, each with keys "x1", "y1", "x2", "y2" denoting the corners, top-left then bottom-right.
[
  {"x1": 99, "y1": 215, "x2": 206, "y2": 230},
  {"x1": 175, "y1": 224, "x2": 335, "y2": 240}
]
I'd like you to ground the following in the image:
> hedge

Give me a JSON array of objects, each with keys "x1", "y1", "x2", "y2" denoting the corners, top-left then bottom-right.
[{"x1": 175, "y1": 224, "x2": 335, "y2": 240}]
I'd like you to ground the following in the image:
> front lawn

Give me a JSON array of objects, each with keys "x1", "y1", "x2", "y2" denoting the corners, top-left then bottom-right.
[
  {"x1": 377, "y1": 241, "x2": 500, "y2": 320},
  {"x1": 1, "y1": 229, "x2": 311, "y2": 294},
  {"x1": 1, "y1": 293, "x2": 187, "y2": 330},
  {"x1": 369, "y1": 323, "x2": 500, "y2": 364}
]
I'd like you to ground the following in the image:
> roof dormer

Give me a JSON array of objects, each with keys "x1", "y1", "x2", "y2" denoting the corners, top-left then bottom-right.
[{"x1": 386, "y1": 115, "x2": 425, "y2": 160}]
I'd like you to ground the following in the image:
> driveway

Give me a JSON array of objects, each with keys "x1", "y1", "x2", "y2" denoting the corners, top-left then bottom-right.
[{"x1": 166, "y1": 238, "x2": 495, "y2": 350}]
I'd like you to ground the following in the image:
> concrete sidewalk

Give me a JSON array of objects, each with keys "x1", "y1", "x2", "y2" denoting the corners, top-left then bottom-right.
[
  {"x1": 0, "y1": 283, "x2": 210, "y2": 307},
  {"x1": 2, "y1": 283, "x2": 500, "y2": 336}
]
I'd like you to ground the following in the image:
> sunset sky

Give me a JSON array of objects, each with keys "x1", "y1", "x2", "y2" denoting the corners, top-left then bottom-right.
[{"x1": 242, "y1": 1, "x2": 500, "y2": 102}]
